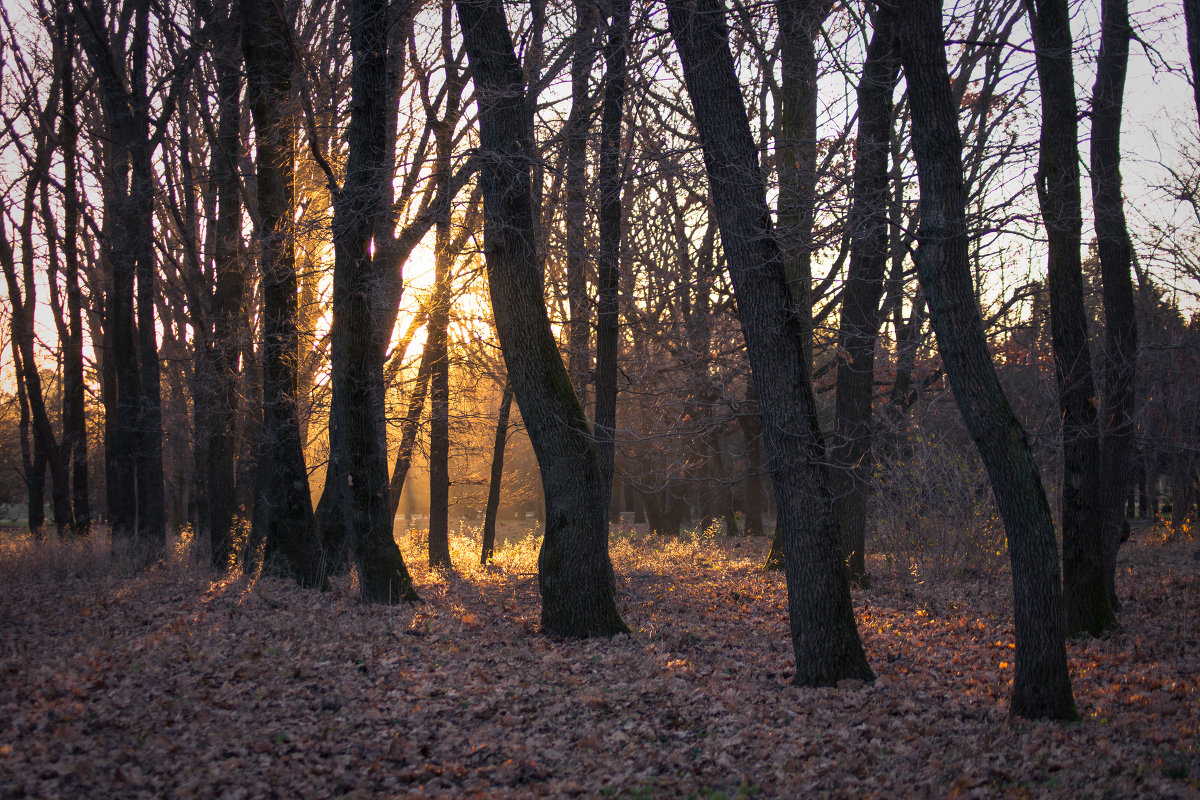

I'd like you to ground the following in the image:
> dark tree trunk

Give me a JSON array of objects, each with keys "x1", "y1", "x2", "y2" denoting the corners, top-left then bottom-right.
[
  {"x1": 201, "y1": 5, "x2": 249, "y2": 569},
  {"x1": 1091, "y1": 0, "x2": 1137, "y2": 615},
  {"x1": 321, "y1": 0, "x2": 419, "y2": 602},
  {"x1": 131, "y1": 0, "x2": 166, "y2": 551},
  {"x1": 456, "y1": 0, "x2": 627, "y2": 637},
  {"x1": 8, "y1": 340, "x2": 45, "y2": 532},
  {"x1": 427, "y1": 226, "x2": 453, "y2": 571},
  {"x1": 1184, "y1": 0, "x2": 1200, "y2": 129},
  {"x1": 243, "y1": 0, "x2": 325, "y2": 588},
  {"x1": 481, "y1": 381, "x2": 514, "y2": 565},
  {"x1": 739, "y1": 386, "x2": 768, "y2": 537},
  {"x1": 2, "y1": 158, "x2": 72, "y2": 536},
  {"x1": 594, "y1": 0, "x2": 630, "y2": 516},
  {"x1": 894, "y1": 0, "x2": 1076, "y2": 720},
  {"x1": 565, "y1": 0, "x2": 598, "y2": 400},
  {"x1": 775, "y1": 0, "x2": 835, "y2": 366},
  {"x1": 57, "y1": 17, "x2": 90, "y2": 531},
  {"x1": 667, "y1": 0, "x2": 873, "y2": 686},
  {"x1": 831, "y1": 12, "x2": 900, "y2": 585},
  {"x1": 1027, "y1": 0, "x2": 1113, "y2": 636},
  {"x1": 77, "y1": 2, "x2": 148, "y2": 550}
]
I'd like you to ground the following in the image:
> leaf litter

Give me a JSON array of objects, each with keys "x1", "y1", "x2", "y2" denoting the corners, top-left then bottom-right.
[{"x1": 0, "y1": 524, "x2": 1196, "y2": 798}]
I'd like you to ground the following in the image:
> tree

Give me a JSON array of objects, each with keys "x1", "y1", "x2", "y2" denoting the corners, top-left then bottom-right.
[
  {"x1": 1090, "y1": 0, "x2": 1137, "y2": 612},
  {"x1": 1026, "y1": 0, "x2": 1114, "y2": 635},
  {"x1": 480, "y1": 380, "x2": 514, "y2": 565},
  {"x1": 242, "y1": 0, "x2": 325, "y2": 586},
  {"x1": 667, "y1": 0, "x2": 873, "y2": 686},
  {"x1": 456, "y1": 0, "x2": 627, "y2": 637},
  {"x1": 893, "y1": 0, "x2": 1075, "y2": 719},
  {"x1": 830, "y1": 9, "x2": 900, "y2": 585},
  {"x1": 595, "y1": 0, "x2": 631, "y2": 517},
  {"x1": 319, "y1": 0, "x2": 420, "y2": 601},
  {"x1": 77, "y1": 0, "x2": 167, "y2": 557}
]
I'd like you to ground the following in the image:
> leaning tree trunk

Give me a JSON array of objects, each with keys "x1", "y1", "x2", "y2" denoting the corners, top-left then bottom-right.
[
  {"x1": 667, "y1": 0, "x2": 873, "y2": 687},
  {"x1": 322, "y1": 0, "x2": 419, "y2": 602},
  {"x1": 831, "y1": 11, "x2": 900, "y2": 585},
  {"x1": 1028, "y1": 0, "x2": 1113, "y2": 636},
  {"x1": 456, "y1": 0, "x2": 627, "y2": 637},
  {"x1": 1092, "y1": 0, "x2": 1137, "y2": 613},
  {"x1": 894, "y1": 0, "x2": 1076, "y2": 720},
  {"x1": 481, "y1": 380, "x2": 515, "y2": 565},
  {"x1": 243, "y1": 0, "x2": 325, "y2": 588},
  {"x1": 387, "y1": 341, "x2": 433, "y2": 522}
]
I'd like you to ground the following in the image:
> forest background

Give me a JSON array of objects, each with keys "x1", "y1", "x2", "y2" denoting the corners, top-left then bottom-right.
[{"x1": 1, "y1": 0, "x2": 1200, "y2": 792}]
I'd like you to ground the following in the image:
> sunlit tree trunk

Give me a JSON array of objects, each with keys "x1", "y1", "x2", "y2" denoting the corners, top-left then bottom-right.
[
  {"x1": 667, "y1": 0, "x2": 873, "y2": 686},
  {"x1": 894, "y1": 0, "x2": 1075, "y2": 720},
  {"x1": 1091, "y1": 0, "x2": 1137, "y2": 613},
  {"x1": 1027, "y1": 0, "x2": 1112, "y2": 636},
  {"x1": 456, "y1": 0, "x2": 627, "y2": 637},
  {"x1": 322, "y1": 0, "x2": 419, "y2": 601},
  {"x1": 481, "y1": 381, "x2": 514, "y2": 565},
  {"x1": 831, "y1": 11, "x2": 900, "y2": 585},
  {"x1": 388, "y1": 343, "x2": 433, "y2": 522},
  {"x1": 243, "y1": 0, "x2": 325, "y2": 587}
]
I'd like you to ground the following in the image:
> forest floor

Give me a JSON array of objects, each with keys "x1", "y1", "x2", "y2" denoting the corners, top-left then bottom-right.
[{"x1": 0, "y1": 521, "x2": 1197, "y2": 799}]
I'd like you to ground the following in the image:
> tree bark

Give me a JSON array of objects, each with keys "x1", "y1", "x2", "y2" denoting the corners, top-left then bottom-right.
[
  {"x1": 456, "y1": 0, "x2": 627, "y2": 637},
  {"x1": 243, "y1": 0, "x2": 325, "y2": 588},
  {"x1": 1184, "y1": 0, "x2": 1200, "y2": 130},
  {"x1": 831, "y1": 11, "x2": 900, "y2": 585},
  {"x1": 481, "y1": 380, "x2": 514, "y2": 565},
  {"x1": 595, "y1": 0, "x2": 630, "y2": 516},
  {"x1": 565, "y1": 0, "x2": 599, "y2": 400},
  {"x1": 387, "y1": 341, "x2": 433, "y2": 523},
  {"x1": 667, "y1": 0, "x2": 873, "y2": 686},
  {"x1": 321, "y1": 0, "x2": 420, "y2": 601},
  {"x1": 1091, "y1": 0, "x2": 1137, "y2": 617},
  {"x1": 1027, "y1": 0, "x2": 1112, "y2": 636},
  {"x1": 894, "y1": 0, "x2": 1076, "y2": 720},
  {"x1": 775, "y1": 0, "x2": 835, "y2": 367}
]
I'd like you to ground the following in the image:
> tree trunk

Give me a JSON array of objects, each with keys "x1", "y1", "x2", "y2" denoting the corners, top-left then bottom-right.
[
  {"x1": 57, "y1": 17, "x2": 90, "y2": 531},
  {"x1": 831, "y1": 12, "x2": 900, "y2": 585},
  {"x1": 131, "y1": 0, "x2": 166, "y2": 551},
  {"x1": 565, "y1": 0, "x2": 598, "y2": 401},
  {"x1": 322, "y1": 0, "x2": 419, "y2": 602},
  {"x1": 456, "y1": 0, "x2": 627, "y2": 637},
  {"x1": 775, "y1": 0, "x2": 835, "y2": 367},
  {"x1": 894, "y1": 0, "x2": 1076, "y2": 720},
  {"x1": 667, "y1": 0, "x2": 873, "y2": 686},
  {"x1": 243, "y1": 0, "x2": 325, "y2": 588},
  {"x1": 388, "y1": 342, "x2": 433, "y2": 522},
  {"x1": 1184, "y1": 0, "x2": 1200, "y2": 130},
  {"x1": 1028, "y1": 0, "x2": 1113, "y2": 636},
  {"x1": 594, "y1": 0, "x2": 630, "y2": 517},
  {"x1": 427, "y1": 222, "x2": 453, "y2": 571},
  {"x1": 481, "y1": 381, "x2": 514, "y2": 565},
  {"x1": 1091, "y1": 0, "x2": 1137, "y2": 616},
  {"x1": 201, "y1": 5, "x2": 249, "y2": 569}
]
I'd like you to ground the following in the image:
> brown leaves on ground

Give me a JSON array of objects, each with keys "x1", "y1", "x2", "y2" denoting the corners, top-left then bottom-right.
[{"x1": 0, "y1": 525, "x2": 1197, "y2": 798}]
